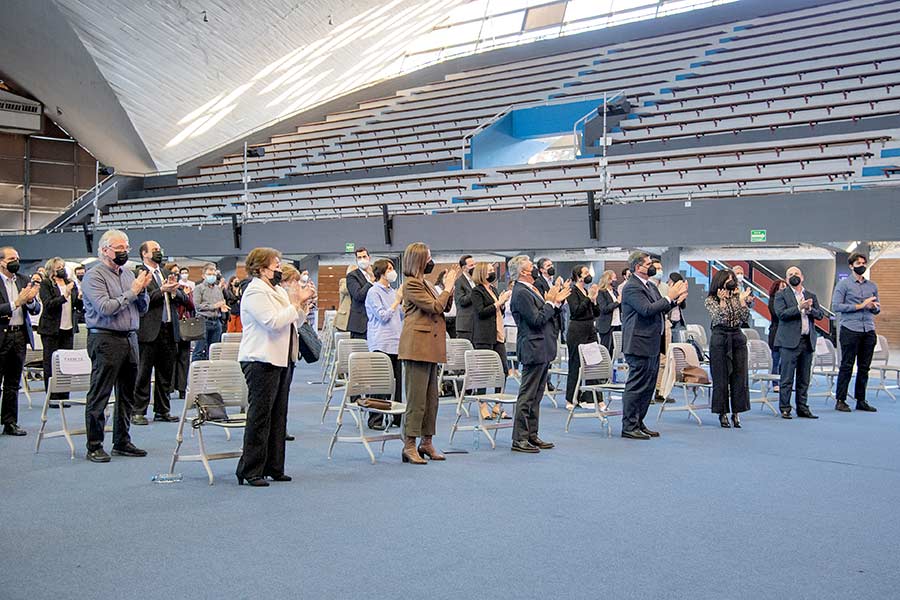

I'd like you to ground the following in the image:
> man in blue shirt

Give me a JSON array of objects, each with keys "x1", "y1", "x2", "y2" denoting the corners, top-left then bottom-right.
[
  {"x1": 81, "y1": 229, "x2": 151, "y2": 463},
  {"x1": 832, "y1": 252, "x2": 880, "y2": 413}
]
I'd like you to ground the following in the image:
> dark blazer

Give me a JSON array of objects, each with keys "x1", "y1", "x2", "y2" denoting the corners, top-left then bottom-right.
[
  {"x1": 595, "y1": 288, "x2": 620, "y2": 335},
  {"x1": 533, "y1": 275, "x2": 563, "y2": 336},
  {"x1": 345, "y1": 268, "x2": 372, "y2": 335},
  {"x1": 620, "y1": 276, "x2": 673, "y2": 357},
  {"x1": 566, "y1": 286, "x2": 601, "y2": 323},
  {"x1": 135, "y1": 266, "x2": 187, "y2": 343},
  {"x1": 772, "y1": 287, "x2": 824, "y2": 349},
  {"x1": 0, "y1": 272, "x2": 40, "y2": 348},
  {"x1": 471, "y1": 284, "x2": 505, "y2": 346},
  {"x1": 510, "y1": 281, "x2": 559, "y2": 366},
  {"x1": 37, "y1": 277, "x2": 82, "y2": 336},
  {"x1": 454, "y1": 275, "x2": 476, "y2": 334},
  {"x1": 767, "y1": 295, "x2": 779, "y2": 349}
]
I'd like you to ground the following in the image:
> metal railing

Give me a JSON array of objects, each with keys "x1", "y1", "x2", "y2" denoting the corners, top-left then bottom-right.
[
  {"x1": 459, "y1": 105, "x2": 514, "y2": 170},
  {"x1": 44, "y1": 175, "x2": 118, "y2": 233}
]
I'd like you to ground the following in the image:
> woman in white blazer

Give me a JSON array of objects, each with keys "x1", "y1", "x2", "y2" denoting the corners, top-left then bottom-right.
[{"x1": 236, "y1": 248, "x2": 314, "y2": 487}]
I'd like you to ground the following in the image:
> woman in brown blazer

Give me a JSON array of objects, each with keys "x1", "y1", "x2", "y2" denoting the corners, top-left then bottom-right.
[
  {"x1": 334, "y1": 264, "x2": 355, "y2": 332},
  {"x1": 398, "y1": 242, "x2": 458, "y2": 464}
]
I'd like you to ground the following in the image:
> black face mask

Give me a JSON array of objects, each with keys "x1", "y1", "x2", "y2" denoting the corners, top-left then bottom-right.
[
  {"x1": 852, "y1": 265, "x2": 867, "y2": 276},
  {"x1": 583, "y1": 275, "x2": 593, "y2": 285},
  {"x1": 56, "y1": 269, "x2": 67, "y2": 280},
  {"x1": 269, "y1": 270, "x2": 283, "y2": 286},
  {"x1": 788, "y1": 275, "x2": 801, "y2": 287},
  {"x1": 423, "y1": 260, "x2": 435, "y2": 275},
  {"x1": 486, "y1": 272, "x2": 497, "y2": 283},
  {"x1": 546, "y1": 267, "x2": 555, "y2": 277},
  {"x1": 467, "y1": 266, "x2": 475, "y2": 275},
  {"x1": 76, "y1": 274, "x2": 84, "y2": 281},
  {"x1": 646, "y1": 265, "x2": 657, "y2": 278},
  {"x1": 725, "y1": 280, "x2": 737, "y2": 291},
  {"x1": 112, "y1": 251, "x2": 129, "y2": 266},
  {"x1": 150, "y1": 250, "x2": 164, "y2": 264},
  {"x1": 5, "y1": 260, "x2": 20, "y2": 274}
]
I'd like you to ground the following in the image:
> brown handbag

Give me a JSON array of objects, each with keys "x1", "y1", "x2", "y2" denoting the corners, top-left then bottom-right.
[
  {"x1": 357, "y1": 397, "x2": 393, "y2": 411},
  {"x1": 677, "y1": 366, "x2": 711, "y2": 385}
]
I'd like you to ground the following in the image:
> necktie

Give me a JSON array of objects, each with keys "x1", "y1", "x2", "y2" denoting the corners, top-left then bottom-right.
[{"x1": 155, "y1": 270, "x2": 171, "y2": 323}]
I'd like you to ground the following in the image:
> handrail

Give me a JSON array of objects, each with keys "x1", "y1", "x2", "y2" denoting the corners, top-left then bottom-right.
[
  {"x1": 460, "y1": 105, "x2": 514, "y2": 169},
  {"x1": 45, "y1": 176, "x2": 118, "y2": 233},
  {"x1": 572, "y1": 90, "x2": 622, "y2": 158}
]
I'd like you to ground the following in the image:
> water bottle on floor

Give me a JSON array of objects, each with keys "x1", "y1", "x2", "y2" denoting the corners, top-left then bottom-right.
[{"x1": 151, "y1": 472, "x2": 183, "y2": 484}]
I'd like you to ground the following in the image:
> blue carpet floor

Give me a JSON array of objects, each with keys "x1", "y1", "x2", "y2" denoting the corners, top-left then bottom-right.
[{"x1": 2, "y1": 364, "x2": 899, "y2": 600}]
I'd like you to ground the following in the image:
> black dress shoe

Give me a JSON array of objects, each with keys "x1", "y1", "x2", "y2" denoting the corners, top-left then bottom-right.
[
  {"x1": 131, "y1": 415, "x2": 149, "y2": 426},
  {"x1": 622, "y1": 429, "x2": 651, "y2": 440},
  {"x1": 781, "y1": 410, "x2": 792, "y2": 419},
  {"x1": 48, "y1": 402, "x2": 72, "y2": 409},
  {"x1": 719, "y1": 414, "x2": 731, "y2": 428},
  {"x1": 154, "y1": 413, "x2": 179, "y2": 422},
  {"x1": 237, "y1": 476, "x2": 270, "y2": 487},
  {"x1": 511, "y1": 440, "x2": 540, "y2": 453},
  {"x1": 856, "y1": 402, "x2": 877, "y2": 412},
  {"x1": 268, "y1": 474, "x2": 292, "y2": 482},
  {"x1": 796, "y1": 409, "x2": 819, "y2": 419},
  {"x1": 528, "y1": 436, "x2": 554, "y2": 449},
  {"x1": 639, "y1": 424, "x2": 660, "y2": 437},
  {"x1": 86, "y1": 447, "x2": 111, "y2": 463},
  {"x1": 285, "y1": 433, "x2": 296, "y2": 441},
  {"x1": 2, "y1": 424, "x2": 26, "y2": 436},
  {"x1": 111, "y1": 443, "x2": 148, "y2": 457},
  {"x1": 835, "y1": 400, "x2": 851, "y2": 412}
]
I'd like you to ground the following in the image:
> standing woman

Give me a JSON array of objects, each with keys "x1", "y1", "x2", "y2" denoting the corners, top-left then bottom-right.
[
  {"x1": 365, "y1": 259, "x2": 404, "y2": 430},
  {"x1": 236, "y1": 248, "x2": 314, "y2": 486},
  {"x1": 667, "y1": 272, "x2": 688, "y2": 335},
  {"x1": 398, "y1": 242, "x2": 457, "y2": 465},
  {"x1": 224, "y1": 276, "x2": 244, "y2": 333},
  {"x1": 595, "y1": 270, "x2": 620, "y2": 357},
  {"x1": 565, "y1": 265, "x2": 602, "y2": 410},
  {"x1": 38, "y1": 258, "x2": 81, "y2": 408},
  {"x1": 334, "y1": 264, "x2": 355, "y2": 333},
  {"x1": 704, "y1": 270, "x2": 752, "y2": 428},
  {"x1": 470, "y1": 262, "x2": 513, "y2": 420},
  {"x1": 767, "y1": 278, "x2": 787, "y2": 392},
  {"x1": 169, "y1": 263, "x2": 195, "y2": 400}
]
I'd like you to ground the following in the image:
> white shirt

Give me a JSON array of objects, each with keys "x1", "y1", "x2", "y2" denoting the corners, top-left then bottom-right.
[
  {"x1": 238, "y1": 278, "x2": 301, "y2": 367},
  {"x1": 2, "y1": 272, "x2": 24, "y2": 326},
  {"x1": 793, "y1": 286, "x2": 809, "y2": 335},
  {"x1": 57, "y1": 282, "x2": 73, "y2": 331},
  {"x1": 608, "y1": 289, "x2": 621, "y2": 327},
  {"x1": 147, "y1": 265, "x2": 171, "y2": 323}
]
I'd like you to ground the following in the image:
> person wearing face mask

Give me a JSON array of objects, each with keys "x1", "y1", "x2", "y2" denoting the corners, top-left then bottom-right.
[
  {"x1": 773, "y1": 266, "x2": 824, "y2": 419},
  {"x1": 704, "y1": 270, "x2": 752, "y2": 428},
  {"x1": 596, "y1": 270, "x2": 621, "y2": 357},
  {"x1": 667, "y1": 273, "x2": 688, "y2": 333},
  {"x1": 0, "y1": 246, "x2": 41, "y2": 436},
  {"x1": 365, "y1": 259, "x2": 404, "y2": 430},
  {"x1": 470, "y1": 262, "x2": 513, "y2": 420},
  {"x1": 38, "y1": 257, "x2": 82, "y2": 409},
  {"x1": 131, "y1": 241, "x2": 188, "y2": 425},
  {"x1": 73, "y1": 264, "x2": 87, "y2": 323},
  {"x1": 81, "y1": 230, "x2": 151, "y2": 462},
  {"x1": 345, "y1": 247, "x2": 374, "y2": 341},
  {"x1": 167, "y1": 263, "x2": 195, "y2": 400},
  {"x1": 236, "y1": 248, "x2": 315, "y2": 486},
  {"x1": 398, "y1": 242, "x2": 457, "y2": 464},
  {"x1": 831, "y1": 252, "x2": 880, "y2": 413},
  {"x1": 224, "y1": 276, "x2": 244, "y2": 333},
  {"x1": 534, "y1": 258, "x2": 565, "y2": 343},
  {"x1": 177, "y1": 267, "x2": 195, "y2": 293},
  {"x1": 731, "y1": 265, "x2": 754, "y2": 328},
  {"x1": 565, "y1": 265, "x2": 602, "y2": 410},
  {"x1": 453, "y1": 254, "x2": 477, "y2": 343},
  {"x1": 298, "y1": 269, "x2": 317, "y2": 328},
  {"x1": 191, "y1": 262, "x2": 228, "y2": 361}
]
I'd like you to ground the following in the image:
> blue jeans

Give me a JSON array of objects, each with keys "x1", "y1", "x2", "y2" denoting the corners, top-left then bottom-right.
[
  {"x1": 770, "y1": 347, "x2": 781, "y2": 376},
  {"x1": 191, "y1": 317, "x2": 223, "y2": 361}
]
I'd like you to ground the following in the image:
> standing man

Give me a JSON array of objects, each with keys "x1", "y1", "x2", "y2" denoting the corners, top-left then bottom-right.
[
  {"x1": 454, "y1": 254, "x2": 476, "y2": 343},
  {"x1": 508, "y1": 255, "x2": 570, "y2": 453},
  {"x1": 533, "y1": 257, "x2": 564, "y2": 342},
  {"x1": 132, "y1": 241, "x2": 188, "y2": 425},
  {"x1": 73, "y1": 264, "x2": 87, "y2": 323},
  {"x1": 832, "y1": 253, "x2": 880, "y2": 413},
  {"x1": 0, "y1": 246, "x2": 41, "y2": 436},
  {"x1": 346, "y1": 247, "x2": 374, "y2": 340},
  {"x1": 773, "y1": 266, "x2": 824, "y2": 420},
  {"x1": 192, "y1": 262, "x2": 227, "y2": 361},
  {"x1": 619, "y1": 251, "x2": 687, "y2": 439},
  {"x1": 81, "y1": 230, "x2": 151, "y2": 462}
]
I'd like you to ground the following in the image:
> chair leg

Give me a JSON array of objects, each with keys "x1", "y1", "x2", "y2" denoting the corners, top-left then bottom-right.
[
  {"x1": 58, "y1": 402, "x2": 76, "y2": 459},
  {"x1": 196, "y1": 428, "x2": 215, "y2": 485},
  {"x1": 356, "y1": 408, "x2": 376, "y2": 464},
  {"x1": 21, "y1": 374, "x2": 32, "y2": 410},
  {"x1": 34, "y1": 393, "x2": 51, "y2": 454}
]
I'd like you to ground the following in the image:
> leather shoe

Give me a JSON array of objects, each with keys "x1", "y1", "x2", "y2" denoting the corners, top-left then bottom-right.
[
  {"x1": 268, "y1": 474, "x2": 292, "y2": 482},
  {"x1": 796, "y1": 408, "x2": 819, "y2": 419},
  {"x1": 856, "y1": 402, "x2": 877, "y2": 412},
  {"x1": 622, "y1": 429, "x2": 651, "y2": 440},
  {"x1": 48, "y1": 402, "x2": 72, "y2": 409},
  {"x1": 2, "y1": 424, "x2": 26, "y2": 436},
  {"x1": 154, "y1": 413, "x2": 179, "y2": 422},
  {"x1": 131, "y1": 414, "x2": 149, "y2": 426},
  {"x1": 111, "y1": 442, "x2": 148, "y2": 457},
  {"x1": 528, "y1": 436, "x2": 554, "y2": 449},
  {"x1": 86, "y1": 447, "x2": 111, "y2": 463},
  {"x1": 511, "y1": 440, "x2": 540, "y2": 453},
  {"x1": 781, "y1": 410, "x2": 792, "y2": 419},
  {"x1": 285, "y1": 433, "x2": 296, "y2": 441},
  {"x1": 835, "y1": 400, "x2": 851, "y2": 412},
  {"x1": 639, "y1": 423, "x2": 660, "y2": 437}
]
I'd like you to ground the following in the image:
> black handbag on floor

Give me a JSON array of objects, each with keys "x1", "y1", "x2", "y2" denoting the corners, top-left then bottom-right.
[{"x1": 298, "y1": 322, "x2": 321, "y2": 363}]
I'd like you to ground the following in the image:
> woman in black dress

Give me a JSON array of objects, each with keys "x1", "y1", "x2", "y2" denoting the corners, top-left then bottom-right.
[
  {"x1": 565, "y1": 265, "x2": 601, "y2": 409},
  {"x1": 470, "y1": 262, "x2": 512, "y2": 420},
  {"x1": 595, "y1": 270, "x2": 620, "y2": 357}
]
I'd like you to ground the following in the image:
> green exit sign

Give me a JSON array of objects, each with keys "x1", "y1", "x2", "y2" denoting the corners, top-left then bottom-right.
[
  {"x1": 345, "y1": 242, "x2": 355, "y2": 253},
  {"x1": 750, "y1": 229, "x2": 767, "y2": 243}
]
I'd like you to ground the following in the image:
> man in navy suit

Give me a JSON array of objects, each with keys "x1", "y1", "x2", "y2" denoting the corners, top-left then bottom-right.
[
  {"x1": 620, "y1": 251, "x2": 687, "y2": 439},
  {"x1": 508, "y1": 255, "x2": 571, "y2": 453},
  {"x1": 773, "y1": 266, "x2": 825, "y2": 419}
]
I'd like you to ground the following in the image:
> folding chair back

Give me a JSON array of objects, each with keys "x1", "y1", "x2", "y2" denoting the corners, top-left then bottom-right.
[
  {"x1": 577, "y1": 342, "x2": 612, "y2": 384},
  {"x1": 187, "y1": 360, "x2": 248, "y2": 411},
  {"x1": 814, "y1": 338, "x2": 837, "y2": 370},
  {"x1": 72, "y1": 329, "x2": 88, "y2": 350},
  {"x1": 462, "y1": 350, "x2": 506, "y2": 393},
  {"x1": 741, "y1": 328, "x2": 761, "y2": 341},
  {"x1": 612, "y1": 330, "x2": 623, "y2": 362},
  {"x1": 444, "y1": 338, "x2": 473, "y2": 373},
  {"x1": 336, "y1": 338, "x2": 370, "y2": 380},
  {"x1": 48, "y1": 350, "x2": 91, "y2": 395},
  {"x1": 208, "y1": 342, "x2": 240, "y2": 362},
  {"x1": 685, "y1": 324, "x2": 708, "y2": 348},
  {"x1": 221, "y1": 332, "x2": 242, "y2": 344},
  {"x1": 873, "y1": 335, "x2": 890, "y2": 365},
  {"x1": 504, "y1": 326, "x2": 518, "y2": 354},
  {"x1": 346, "y1": 352, "x2": 395, "y2": 400},
  {"x1": 746, "y1": 339, "x2": 772, "y2": 372}
]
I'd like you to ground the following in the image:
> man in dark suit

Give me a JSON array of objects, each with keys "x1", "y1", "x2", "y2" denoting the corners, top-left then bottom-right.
[
  {"x1": 508, "y1": 255, "x2": 570, "y2": 453},
  {"x1": 0, "y1": 246, "x2": 41, "y2": 436},
  {"x1": 453, "y1": 254, "x2": 476, "y2": 342},
  {"x1": 132, "y1": 241, "x2": 188, "y2": 424},
  {"x1": 773, "y1": 266, "x2": 824, "y2": 419},
  {"x1": 533, "y1": 257, "x2": 564, "y2": 341},
  {"x1": 346, "y1": 247, "x2": 373, "y2": 340},
  {"x1": 620, "y1": 251, "x2": 687, "y2": 439}
]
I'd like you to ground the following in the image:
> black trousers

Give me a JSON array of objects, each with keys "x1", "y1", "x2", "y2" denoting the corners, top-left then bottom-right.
[
  {"x1": 350, "y1": 331, "x2": 366, "y2": 340},
  {"x1": 0, "y1": 329, "x2": 27, "y2": 426},
  {"x1": 566, "y1": 320, "x2": 598, "y2": 404},
  {"x1": 836, "y1": 327, "x2": 877, "y2": 404},
  {"x1": 778, "y1": 336, "x2": 813, "y2": 412},
  {"x1": 621, "y1": 353, "x2": 660, "y2": 432},
  {"x1": 513, "y1": 361, "x2": 549, "y2": 442},
  {"x1": 133, "y1": 324, "x2": 177, "y2": 416},
  {"x1": 42, "y1": 328, "x2": 74, "y2": 401},
  {"x1": 598, "y1": 325, "x2": 620, "y2": 359},
  {"x1": 445, "y1": 317, "x2": 457, "y2": 339},
  {"x1": 171, "y1": 340, "x2": 191, "y2": 394},
  {"x1": 85, "y1": 333, "x2": 137, "y2": 450},
  {"x1": 237, "y1": 361, "x2": 290, "y2": 480},
  {"x1": 709, "y1": 328, "x2": 750, "y2": 414}
]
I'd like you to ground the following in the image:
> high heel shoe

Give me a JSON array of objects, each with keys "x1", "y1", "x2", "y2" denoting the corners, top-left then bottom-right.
[
  {"x1": 401, "y1": 436, "x2": 427, "y2": 464},
  {"x1": 731, "y1": 414, "x2": 741, "y2": 429},
  {"x1": 237, "y1": 476, "x2": 270, "y2": 487},
  {"x1": 719, "y1": 414, "x2": 731, "y2": 428},
  {"x1": 417, "y1": 435, "x2": 445, "y2": 461}
]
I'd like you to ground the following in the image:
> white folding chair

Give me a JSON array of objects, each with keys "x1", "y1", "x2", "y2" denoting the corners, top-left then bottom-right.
[
  {"x1": 328, "y1": 352, "x2": 406, "y2": 464},
  {"x1": 449, "y1": 349, "x2": 518, "y2": 449},
  {"x1": 20, "y1": 333, "x2": 44, "y2": 409},
  {"x1": 741, "y1": 328, "x2": 761, "y2": 341},
  {"x1": 869, "y1": 334, "x2": 898, "y2": 401},
  {"x1": 810, "y1": 337, "x2": 839, "y2": 403},
  {"x1": 220, "y1": 332, "x2": 242, "y2": 344},
  {"x1": 314, "y1": 314, "x2": 336, "y2": 383},
  {"x1": 72, "y1": 329, "x2": 88, "y2": 351},
  {"x1": 321, "y1": 338, "x2": 368, "y2": 423},
  {"x1": 657, "y1": 343, "x2": 711, "y2": 426},
  {"x1": 208, "y1": 342, "x2": 240, "y2": 362},
  {"x1": 34, "y1": 350, "x2": 113, "y2": 459},
  {"x1": 565, "y1": 343, "x2": 623, "y2": 437},
  {"x1": 544, "y1": 342, "x2": 567, "y2": 408},
  {"x1": 439, "y1": 338, "x2": 473, "y2": 415},
  {"x1": 611, "y1": 330, "x2": 623, "y2": 364},
  {"x1": 169, "y1": 360, "x2": 247, "y2": 485},
  {"x1": 746, "y1": 339, "x2": 780, "y2": 416},
  {"x1": 685, "y1": 324, "x2": 708, "y2": 351},
  {"x1": 323, "y1": 330, "x2": 350, "y2": 387}
]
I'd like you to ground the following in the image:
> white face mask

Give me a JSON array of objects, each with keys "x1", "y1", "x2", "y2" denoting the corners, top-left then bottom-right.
[
  {"x1": 357, "y1": 258, "x2": 370, "y2": 270},
  {"x1": 385, "y1": 270, "x2": 398, "y2": 284},
  {"x1": 180, "y1": 273, "x2": 188, "y2": 281},
  {"x1": 735, "y1": 274, "x2": 744, "y2": 282},
  {"x1": 300, "y1": 274, "x2": 309, "y2": 283}
]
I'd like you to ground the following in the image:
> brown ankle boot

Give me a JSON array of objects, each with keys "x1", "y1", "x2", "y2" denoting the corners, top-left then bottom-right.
[
  {"x1": 402, "y1": 436, "x2": 426, "y2": 464},
  {"x1": 417, "y1": 435, "x2": 445, "y2": 461}
]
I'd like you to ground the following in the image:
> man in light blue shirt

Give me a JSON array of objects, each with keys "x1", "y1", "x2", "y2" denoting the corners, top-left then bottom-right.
[{"x1": 831, "y1": 252, "x2": 880, "y2": 413}]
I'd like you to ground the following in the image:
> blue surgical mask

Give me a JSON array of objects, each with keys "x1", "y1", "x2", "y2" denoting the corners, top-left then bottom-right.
[{"x1": 205, "y1": 275, "x2": 217, "y2": 285}]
